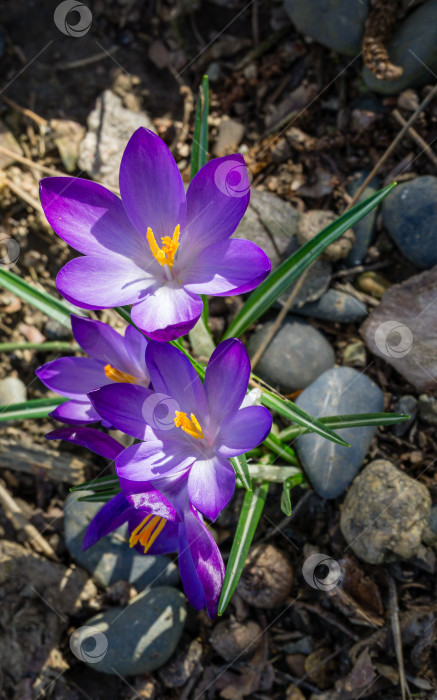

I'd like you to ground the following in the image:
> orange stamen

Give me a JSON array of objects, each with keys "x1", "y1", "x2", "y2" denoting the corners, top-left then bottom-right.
[
  {"x1": 147, "y1": 225, "x2": 180, "y2": 267},
  {"x1": 129, "y1": 514, "x2": 166, "y2": 553},
  {"x1": 174, "y1": 411, "x2": 204, "y2": 440},
  {"x1": 104, "y1": 364, "x2": 138, "y2": 384}
]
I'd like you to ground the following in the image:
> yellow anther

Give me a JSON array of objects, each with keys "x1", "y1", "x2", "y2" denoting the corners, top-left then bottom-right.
[
  {"x1": 129, "y1": 514, "x2": 166, "y2": 553},
  {"x1": 174, "y1": 411, "x2": 204, "y2": 440},
  {"x1": 147, "y1": 224, "x2": 180, "y2": 267},
  {"x1": 104, "y1": 364, "x2": 138, "y2": 384}
]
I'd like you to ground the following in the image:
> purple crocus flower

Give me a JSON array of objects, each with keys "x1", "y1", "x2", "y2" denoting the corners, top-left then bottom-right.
[
  {"x1": 88, "y1": 338, "x2": 272, "y2": 521},
  {"x1": 39, "y1": 127, "x2": 271, "y2": 341},
  {"x1": 46, "y1": 427, "x2": 224, "y2": 617},
  {"x1": 36, "y1": 315, "x2": 149, "y2": 425}
]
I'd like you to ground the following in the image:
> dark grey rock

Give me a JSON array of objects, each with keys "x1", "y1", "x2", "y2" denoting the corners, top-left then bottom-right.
[
  {"x1": 422, "y1": 504, "x2": 437, "y2": 546},
  {"x1": 248, "y1": 316, "x2": 335, "y2": 393},
  {"x1": 382, "y1": 177, "x2": 437, "y2": 268},
  {"x1": 71, "y1": 587, "x2": 186, "y2": 674},
  {"x1": 283, "y1": 636, "x2": 314, "y2": 655},
  {"x1": 346, "y1": 172, "x2": 380, "y2": 266},
  {"x1": 64, "y1": 493, "x2": 179, "y2": 590},
  {"x1": 340, "y1": 459, "x2": 431, "y2": 563},
  {"x1": 284, "y1": 0, "x2": 368, "y2": 55},
  {"x1": 0, "y1": 376, "x2": 26, "y2": 406},
  {"x1": 361, "y1": 266, "x2": 437, "y2": 391},
  {"x1": 277, "y1": 235, "x2": 332, "y2": 309},
  {"x1": 392, "y1": 395, "x2": 417, "y2": 436},
  {"x1": 363, "y1": 1, "x2": 437, "y2": 95},
  {"x1": 292, "y1": 289, "x2": 368, "y2": 323},
  {"x1": 295, "y1": 367, "x2": 384, "y2": 499}
]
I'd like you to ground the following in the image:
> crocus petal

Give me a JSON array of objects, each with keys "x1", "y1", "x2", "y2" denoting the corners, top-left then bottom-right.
[
  {"x1": 144, "y1": 521, "x2": 179, "y2": 555},
  {"x1": 188, "y1": 455, "x2": 235, "y2": 521},
  {"x1": 145, "y1": 340, "x2": 208, "y2": 417},
  {"x1": 116, "y1": 440, "x2": 195, "y2": 483},
  {"x1": 178, "y1": 522, "x2": 207, "y2": 612},
  {"x1": 131, "y1": 285, "x2": 203, "y2": 342},
  {"x1": 82, "y1": 493, "x2": 130, "y2": 549},
  {"x1": 50, "y1": 399, "x2": 100, "y2": 425},
  {"x1": 204, "y1": 338, "x2": 250, "y2": 426},
  {"x1": 45, "y1": 426, "x2": 124, "y2": 460},
  {"x1": 127, "y1": 489, "x2": 178, "y2": 521},
  {"x1": 57, "y1": 255, "x2": 156, "y2": 310},
  {"x1": 182, "y1": 506, "x2": 225, "y2": 618},
  {"x1": 122, "y1": 325, "x2": 148, "y2": 379},
  {"x1": 183, "y1": 238, "x2": 271, "y2": 296},
  {"x1": 36, "y1": 357, "x2": 107, "y2": 399},
  {"x1": 119, "y1": 128, "x2": 186, "y2": 241},
  {"x1": 216, "y1": 406, "x2": 273, "y2": 458},
  {"x1": 89, "y1": 384, "x2": 153, "y2": 439},
  {"x1": 40, "y1": 177, "x2": 144, "y2": 258},
  {"x1": 178, "y1": 154, "x2": 250, "y2": 266}
]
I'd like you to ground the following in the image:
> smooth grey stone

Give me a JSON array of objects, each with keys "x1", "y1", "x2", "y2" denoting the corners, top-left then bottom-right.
[
  {"x1": 284, "y1": 0, "x2": 368, "y2": 55},
  {"x1": 295, "y1": 367, "x2": 384, "y2": 499},
  {"x1": 392, "y1": 395, "x2": 417, "y2": 436},
  {"x1": 360, "y1": 266, "x2": 437, "y2": 391},
  {"x1": 346, "y1": 172, "x2": 379, "y2": 266},
  {"x1": 64, "y1": 493, "x2": 179, "y2": 590},
  {"x1": 248, "y1": 316, "x2": 335, "y2": 393},
  {"x1": 292, "y1": 289, "x2": 367, "y2": 323},
  {"x1": 235, "y1": 190, "x2": 300, "y2": 269},
  {"x1": 283, "y1": 636, "x2": 314, "y2": 655},
  {"x1": 340, "y1": 460, "x2": 431, "y2": 563},
  {"x1": 72, "y1": 587, "x2": 186, "y2": 674},
  {"x1": 382, "y1": 177, "x2": 437, "y2": 268},
  {"x1": 363, "y1": 1, "x2": 437, "y2": 95},
  {"x1": 278, "y1": 235, "x2": 332, "y2": 309},
  {"x1": 0, "y1": 376, "x2": 26, "y2": 406},
  {"x1": 418, "y1": 394, "x2": 437, "y2": 425}
]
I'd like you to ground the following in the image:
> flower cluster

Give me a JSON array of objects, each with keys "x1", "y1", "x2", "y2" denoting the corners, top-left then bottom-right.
[{"x1": 38, "y1": 127, "x2": 272, "y2": 616}]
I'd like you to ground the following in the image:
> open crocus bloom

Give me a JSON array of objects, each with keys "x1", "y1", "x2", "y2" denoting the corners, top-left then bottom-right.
[
  {"x1": 36, "y1": 315, "x2": 149, "y2": 425},
  {"x1": 39, "y1": 127, "x2": 271, "y2": 341},
  {"x1": 45, "y1": 427, "x2": 224, "y2": 617},
  {"x1": 89, "y1": 338, "x2": 272, "y2": 521}
]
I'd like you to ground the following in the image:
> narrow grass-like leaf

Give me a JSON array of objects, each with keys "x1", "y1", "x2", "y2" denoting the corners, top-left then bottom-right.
[
  {"x1": 224, "y1": 183, "x2": 396, "y2": 339},
  {"x1": 230, "y1": 453, "x2": 252, "y2": 490},
  {"x1": 70, "y1": 475, "x2": 120, "y2": 492},
  {"x1": 261, "y1": 390, "x2": 349, "y2": 447},
  {"x1": 218, "y1": 482, "x2": 269, "y2": 615},
  {"x1": 0, "y1": 397, "x2": 68, "y2": 422},
  {"x1": 0, "y1": 268, "x2": 83, "y2": 327},
  {"x1": 190, "y1": 92, "x2": 202, "y2": 179},
  {"x1": 281, "y1": 474, "x2": 306, "y2": 516},
  {"x1": 263, "y1": 432, "x2": 298, "y2": 465},
  {"x1": 78, "y1": 493, "x2": 117, "y2": 503},
  {"x1": 278, "y1": 412, "x2": 410, "y2": 441},
  {"x1": 247, "y1": 464, "x2": 303, "y2": 483},
  {"x1": 0, "y1": 341, "x2": 78, "y2": 353}
]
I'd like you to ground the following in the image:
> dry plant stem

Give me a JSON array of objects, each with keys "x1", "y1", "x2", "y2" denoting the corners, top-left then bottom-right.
[
  {"x1": 0, "y1": 145, "x2": 121, "y2": 194},
  {"x1": 387, "y1": 575, "x2": 410, "y2": 700},
  {"x1": 349, "y1": 82, "x2": 437, "y2": 206},
  {"x1": 1, "y1": 95, "x2": 48, "y2": 127},
  {"x1": 392, "y1": 109, "x2": 437, "y2": 167},
  {"x1": 56, "y1": 46, "x2": 119, "y2": 71},
  {"x1": 0, "y1": 481, "x2": 59, "y2": 561},
  {"x1": 250, "y1": 265, "x2": 312, "y2": 370}
]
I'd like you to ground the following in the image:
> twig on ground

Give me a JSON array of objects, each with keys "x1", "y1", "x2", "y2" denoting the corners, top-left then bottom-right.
[
  {"x1": 250, "y1": 265, "x2": 312, "y2": 371},
  {"x1": 387, "y1": 574, "x2": 411, "y2": 700},
  {"x1": 0, "y1": 480, "x2": 59, "y2": 561},
  {"x1": 348, "y1": 83, "x2": 437, "y2": 206},
  {"x1": 392, "y1": 108, "x2": 437, "y2": 167}
]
